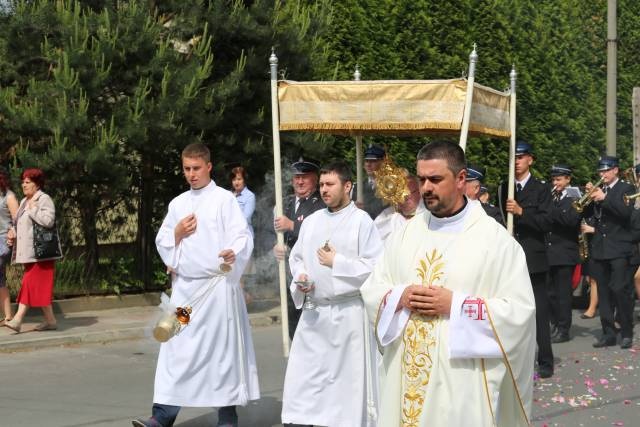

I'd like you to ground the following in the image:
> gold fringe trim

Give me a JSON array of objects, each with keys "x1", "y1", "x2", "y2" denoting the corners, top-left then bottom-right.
[
  {"x1": 484, "y1": 301, "x2": 531, "y2": 426},
  {"x1": 280, "y1": 122, "x2": 510, "y2": 138},
  {"x1": 481, "y1": 358, "x2": 497, "y2": 427}
]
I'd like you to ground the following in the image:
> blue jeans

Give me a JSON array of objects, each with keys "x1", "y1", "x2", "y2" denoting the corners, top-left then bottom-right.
[{"x1": 151, "y1": 403, "x2": 237, "y2": 427}]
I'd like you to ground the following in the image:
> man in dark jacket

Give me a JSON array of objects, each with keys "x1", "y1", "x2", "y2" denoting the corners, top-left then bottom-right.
[
  {"x1": 546, "y1": 165, "x2": 581, "y2": 343},
  {"x1": 465, "y1": 163, "x2": 504, "y2": 226},
  {"x1": 352, "y1": 144, "x2": 387, "y2": 219},
  {"x1": 273, "y1": 156, "x2": 326, "y2": 339},
  {"x1": 500, "y1": 141, "x2": 554, "y2": 378},
  {"x1": 582, "y1": 156, "x2": 635, "y2": 349}
]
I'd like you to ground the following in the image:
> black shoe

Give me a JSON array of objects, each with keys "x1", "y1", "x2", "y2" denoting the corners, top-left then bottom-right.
[
  {"x1": 551, "y1": 333, "x2": 570, "y2": 343},
  {"x1": 620, "y1": 337, "x2": 633, "y2": 349},
  {"x1": 592, "y1": 337, "x2": 616, "y2": 348},
  {"x1": 538, "y1": 366, "x2": 554, "y2": 378},
  {"x1": 132, "y1": 418, "x2": 161, "y2": 427},
  {"x1": 580, "y1": 312, "x2": 596, "y2": 319}
]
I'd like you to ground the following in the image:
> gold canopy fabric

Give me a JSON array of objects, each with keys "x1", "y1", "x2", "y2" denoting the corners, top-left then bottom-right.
[{"x1": 278, "y1": 79, "x2": 511, "y2": 138}]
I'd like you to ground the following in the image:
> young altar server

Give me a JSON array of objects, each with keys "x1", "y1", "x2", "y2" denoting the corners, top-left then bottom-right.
[
  {"x1": 281, "y1": 161, "x2": 383, "y2": 427},
  {"x1": 361, "y1": 141, "x2": 536, "y2": 427},
  {"x1": 133, "y1": 143, "x2": 259, "y2": 427}
]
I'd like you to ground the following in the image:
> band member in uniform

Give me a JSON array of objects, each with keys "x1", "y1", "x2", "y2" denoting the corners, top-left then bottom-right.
[
  {"x1": 582, "y1": 156, "x2": 635, "y2": 349},
  {"x1": 546, "y1": 165, "x2": 581, "y2": 343},
  {"x1": 465, "y1": 163, "x2": 504, "y2": 225},
  {"x1": 500, "y1": 141, "x2": 554, "y2": 378},
  {"x1": 353, "y1": 144, "x2": 388, "y2": 219},
  {"x1": 273, "y1": 156, "x2": 326, "y2": 339},
  {"x1": 631, "y1": 164, "x2": 640, "y2": 310}
]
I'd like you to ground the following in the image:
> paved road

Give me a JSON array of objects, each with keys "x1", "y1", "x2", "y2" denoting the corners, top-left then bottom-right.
[{"x1": 1, "y1": 313, "x2": 639, "y2": 426}]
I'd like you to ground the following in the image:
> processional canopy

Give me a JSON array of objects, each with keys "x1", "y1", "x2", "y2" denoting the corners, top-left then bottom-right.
[{"x1": 277, "y1": 79, "x2": 511, "y2": 138}]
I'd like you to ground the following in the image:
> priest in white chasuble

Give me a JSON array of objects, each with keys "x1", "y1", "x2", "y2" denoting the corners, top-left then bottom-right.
[
  {"x1": 282, "y1": 161, "x2": 383, "y2": 427},
  {"x1": 134, "y1": 143, "x2": 259, "y2": 427},
  {"x1": 361, "y1": 141, "x2": 536, "y2": 427}
]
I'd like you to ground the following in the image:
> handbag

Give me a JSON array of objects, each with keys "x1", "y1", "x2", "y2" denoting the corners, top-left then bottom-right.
[{"x1": 33, "y1": 221, "x2": 62, "y2": 259}]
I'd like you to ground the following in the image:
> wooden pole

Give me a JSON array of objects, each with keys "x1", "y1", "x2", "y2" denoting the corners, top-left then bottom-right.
[
  {"x1": 459, "y1": 44, "x2": 478, "y2": 152},
  {"x1": 354, "y1": 65, "x2": 364, "y2": 204},
  {"x1": 507, "y1": 66, "x2": 517, "y2": 235},
  {"x1": 269, "y1": 49, "x2": 290, "y2": 357},
  {"x1": 606, "y1": 0, "x2": 617, "y2": 156}
]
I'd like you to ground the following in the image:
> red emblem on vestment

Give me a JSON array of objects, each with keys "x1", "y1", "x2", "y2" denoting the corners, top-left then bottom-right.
[{"x1": 462, "y1": 298, "x2": 486, "y2": 320}]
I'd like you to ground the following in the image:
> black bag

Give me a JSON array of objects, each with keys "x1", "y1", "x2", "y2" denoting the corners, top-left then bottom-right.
[{"x1": 33, "y1": 221, "x2": 62, "y2": 259}]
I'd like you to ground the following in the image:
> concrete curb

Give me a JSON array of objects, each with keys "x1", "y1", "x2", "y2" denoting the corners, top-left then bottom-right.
[
  {"x1": 0, "y1": 327, "x2": 145, "y2": 353},
  {"x1": 0, "y1": 307, "x2": 282, "y2": 353}
]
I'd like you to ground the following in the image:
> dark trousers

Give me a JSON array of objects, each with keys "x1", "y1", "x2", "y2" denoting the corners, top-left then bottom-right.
[
  {"x1": 285, "y1": 260, "x2": 301, "y2": 341},
  {"x1": 548, "y1": 265, "x2": 575, "y2": 335},
  {"x1": 531, "y1": 272, "x2": 554, "y2": 370},
  {"x1": 151, "y1": 404, "x2": 237, "y2": 427},
  {"x1": 287, "y1": 291, "x2": 301, "y2": 340},
  {"x1": 591, "y1": 257, "x2": 635, "y2": 340}
]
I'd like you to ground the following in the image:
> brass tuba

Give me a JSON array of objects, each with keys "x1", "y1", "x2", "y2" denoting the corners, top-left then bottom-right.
[
  {"x1": 623, "y1": 167, "x2": 639, "y2": 190},
  {"x1": 623, "y1": 167, "x2": 640, "y2": 206},
  {"x1": 624, "y1": 192, "x2": 640, "y2": 206},
  {"x1": 572, "y1": 177, "x2": 605, "y2": 213}
]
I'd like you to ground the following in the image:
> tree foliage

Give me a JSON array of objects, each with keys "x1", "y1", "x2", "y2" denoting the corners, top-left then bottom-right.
[{"x1": 1, "y1": 0, "x2": 640, "y2": 288}]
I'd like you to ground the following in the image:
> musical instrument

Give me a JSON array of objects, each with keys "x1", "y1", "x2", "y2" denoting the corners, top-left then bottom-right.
[
  {"x1": 578, "y1": 220, "x2": 589, "y2": 261},
  {"x1": 622, "y1": 167, "x2": 640, "y2": 206},
  {"x1": 572, "y1": 177, "x2": 605, "y2": 213},
  {"x1": 624, "y1": 192, "x2": 640, "y2": 206},
  {"x1": 623, "y1": 167, "x2": 639, "y2": 190}
]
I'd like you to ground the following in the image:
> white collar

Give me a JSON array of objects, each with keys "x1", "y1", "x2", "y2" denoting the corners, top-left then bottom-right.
[{"x1": 516, "y1": 172, "x2": 532, "y2": 188}]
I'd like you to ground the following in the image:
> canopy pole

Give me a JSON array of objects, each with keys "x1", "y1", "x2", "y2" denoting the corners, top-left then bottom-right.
[
  {"x1": 354, "y1": 65, "x2": 364, "y2": 204},
  {"x1": 459, "y1": 44, "x2": 478, "y2": 152},
  {"x1": 270, "y1": 48, "x2": 290, "y2": 357},
  {"x1": 507, "y1": 66, "x2": 517, "y2": 235}
]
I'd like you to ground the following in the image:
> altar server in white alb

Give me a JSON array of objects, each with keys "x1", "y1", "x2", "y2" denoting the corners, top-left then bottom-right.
[
  {"x1": 374, "y1": 172, "x2": 426, "y2": 241},
  {"x1": 282, "y1": 161, "x2": 383, "y2": 427},
  {"x1": 361, "y1": 141, "x2": 536, "y2": 427},
  {"x1": 134, "y1": 143, "x2": 259, "y2": 427}
]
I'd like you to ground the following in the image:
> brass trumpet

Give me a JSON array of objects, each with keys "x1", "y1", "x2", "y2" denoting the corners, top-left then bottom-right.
[
  {"x1": 624, "y1": 192, "x2": 640, "y2": 206},
  {"x1": 572, "y1": 177, "x2": 605, "y2": 213}
]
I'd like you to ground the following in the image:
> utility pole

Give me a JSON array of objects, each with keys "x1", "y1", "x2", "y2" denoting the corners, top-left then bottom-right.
[
  {"x1": 606, "y1": 0, "x2": 617, "y2": 156},
  {"x1": 633, "y1": 88, "x2": 640, "y2": 167}
]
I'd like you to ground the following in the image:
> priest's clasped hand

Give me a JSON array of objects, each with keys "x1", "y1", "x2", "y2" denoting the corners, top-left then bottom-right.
[
  {"x1": 398, "y1": 285, "x2": 452, "y2": 316},
  {"x1": 317, "y1": 243, "x2": 336, "y2": 267},
  {"x1": 175, "y1": 213, "x2": 197, "y2": 245},
  {"x1": 218, "y1": 249, "x2": 236, "y2": 265}
]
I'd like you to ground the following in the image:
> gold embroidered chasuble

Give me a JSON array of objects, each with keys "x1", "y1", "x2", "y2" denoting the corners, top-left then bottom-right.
[{"x1": 361, "y1": 202, "x2": 536, "y2": 427}]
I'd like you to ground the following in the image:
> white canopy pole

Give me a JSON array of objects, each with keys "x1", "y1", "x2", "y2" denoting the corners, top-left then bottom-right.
[
  {"x1": 354, "y1": 65, "x2": 364, "y2": 204},
  {"x1": 507, "y1": 66, "x2": 517, "y2": 234},
  {"x1": 269, "y1": 49, "x2": 290, "y2": 357},
  {"x1": 459, "y1": 44, "x2": 478, "y2": 151}
]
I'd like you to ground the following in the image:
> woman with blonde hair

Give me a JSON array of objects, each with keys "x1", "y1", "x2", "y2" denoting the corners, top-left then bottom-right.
[
  {"x1": 5, "y1": 168, "x2": 62, "y2": 332},
  {"x1": 0, "y1": 167, "x2": 19, "y2": 324}
]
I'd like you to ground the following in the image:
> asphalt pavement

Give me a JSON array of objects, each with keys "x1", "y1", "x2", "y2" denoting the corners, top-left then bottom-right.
[{"x1": 1, "y1": 296, "x2": 639, "y2": 426}]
